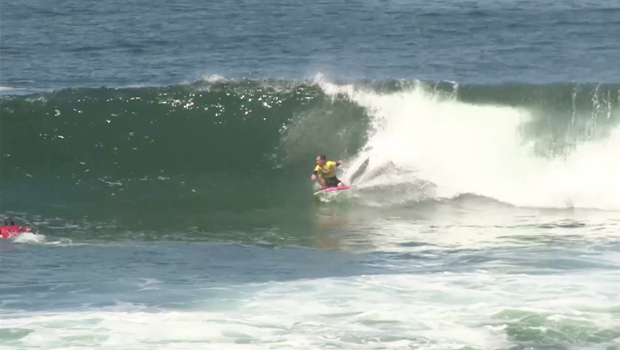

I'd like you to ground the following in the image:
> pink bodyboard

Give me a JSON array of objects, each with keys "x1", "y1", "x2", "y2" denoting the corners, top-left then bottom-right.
[{"x1": 314, "y1": 185, "x2": 353, "y2": 195}]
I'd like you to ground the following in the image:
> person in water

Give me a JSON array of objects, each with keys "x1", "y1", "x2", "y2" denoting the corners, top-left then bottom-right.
[
  {"x1": 311, "y1": 154, "x2": 346, "y2": 189},
  {"x1": 1, "y1": 218, "x2": 32, "y2": 238}
]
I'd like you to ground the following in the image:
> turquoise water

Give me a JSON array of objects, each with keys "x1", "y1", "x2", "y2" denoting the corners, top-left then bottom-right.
[{"x1": 1, "y1": 1, "x2": 620, "y2": 349}]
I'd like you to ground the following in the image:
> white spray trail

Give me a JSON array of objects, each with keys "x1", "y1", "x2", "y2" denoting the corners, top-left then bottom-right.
[{"x1": 318, "y1": 79, "x2": 620, "y2": 211}]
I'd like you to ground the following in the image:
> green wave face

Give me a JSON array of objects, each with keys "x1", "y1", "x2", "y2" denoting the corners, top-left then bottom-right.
[{"x1": 0, "y1": 80, "x2": 370, "y2": 233}]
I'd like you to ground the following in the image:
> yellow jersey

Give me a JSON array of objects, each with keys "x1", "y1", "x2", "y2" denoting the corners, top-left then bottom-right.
[{"x1": 314, "y1": 161, "x2": 337, "y2": 178}]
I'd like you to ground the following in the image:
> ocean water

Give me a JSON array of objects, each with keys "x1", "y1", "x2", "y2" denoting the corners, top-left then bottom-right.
[{"x1": 2, "y1": 0, "x2": 620, "y2": 349}]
